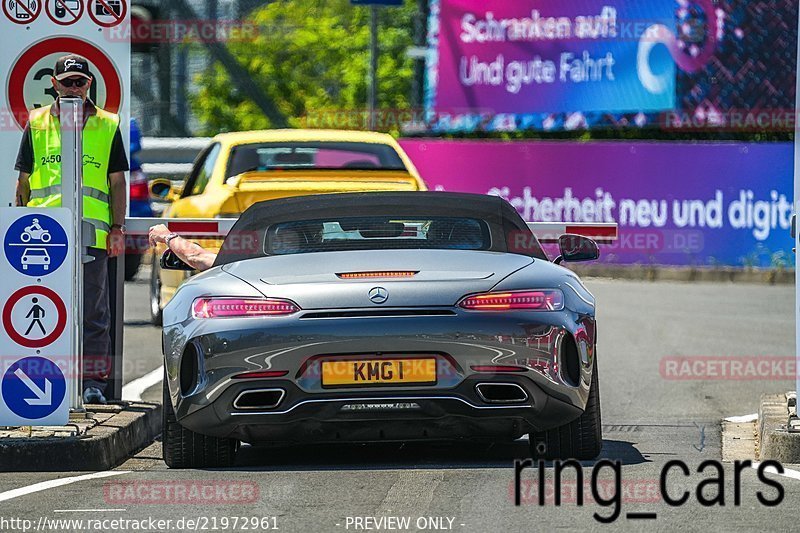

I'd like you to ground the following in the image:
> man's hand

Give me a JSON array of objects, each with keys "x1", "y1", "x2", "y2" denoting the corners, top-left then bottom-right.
[
  {"x1": 148, "y1": 224, "x2": 171, "y2": 247},
  {"x1": 107, "y1": 227, "x2": 125, "y2": 257}
]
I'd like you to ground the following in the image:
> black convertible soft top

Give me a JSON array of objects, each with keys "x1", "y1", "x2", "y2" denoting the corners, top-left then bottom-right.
[{"x1": 213, "y1": 192, "x2": 546, "y2": 266}]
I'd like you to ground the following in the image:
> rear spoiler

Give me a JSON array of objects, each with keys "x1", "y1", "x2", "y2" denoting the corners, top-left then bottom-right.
[{"x1": 126, "y1": 218, "x2": 618, "y2": 242}]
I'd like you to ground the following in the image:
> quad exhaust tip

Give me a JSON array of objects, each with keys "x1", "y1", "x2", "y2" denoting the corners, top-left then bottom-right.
[
  {"x1": 233, "y1": 388, "x2": 285, "y2": 410},
  {"x1": 475, "y1": 383, "x2": 529, "y2": 404}
]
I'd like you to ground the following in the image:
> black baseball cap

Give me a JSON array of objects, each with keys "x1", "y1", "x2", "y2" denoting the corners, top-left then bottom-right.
[{"x1": 54, "y1": 54, "x2": 92, "y2": 81}]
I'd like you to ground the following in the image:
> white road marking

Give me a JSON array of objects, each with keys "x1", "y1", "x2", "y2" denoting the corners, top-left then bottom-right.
[
  {"x1": 53, "y1": 509, "x2": 126, "y2": 513},
  {"x1": 752, "y1": 462, "x2": 800, "y2": 482},
  {"x1": 725, "y1": 413, "x2": 758, "y2": 423},
  {"x1": 0, "y1": 471, "x2": 129, "y2": 503},
  {"x1": 122, "y1": 366, "x2": 163, "y2": 401}
]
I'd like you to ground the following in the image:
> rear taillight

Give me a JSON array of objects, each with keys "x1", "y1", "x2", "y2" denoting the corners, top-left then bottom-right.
[
  {"x1": 129, "y1": 180, "x2": 149, "y2": 201},
  {"x1": 192, "y1": 297, "x2": 300, "y2": 318},
  {"x1": 337, "y1": 271, "x2": 418, "y2": 279},
  {"x1": 459, "y1": 290, "x2": 564, "y2": 311}
]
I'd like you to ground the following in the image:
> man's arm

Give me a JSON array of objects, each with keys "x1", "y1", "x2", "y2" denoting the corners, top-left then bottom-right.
[
  {"x1": 149, "y1": 224, "x2": 217, "y2": 272},
  {"x1": 14, "y1": 124, "x2": 33, "y2": 206},
  {"x1": 16, "y1": 172, "x2": 30, "y2": 207},
  {"x1": 107, "y1": 171, "x2": 127, "y2": 257},
  {"x1": 108, "y1": 171, "x2": 127, "y2": 227}
]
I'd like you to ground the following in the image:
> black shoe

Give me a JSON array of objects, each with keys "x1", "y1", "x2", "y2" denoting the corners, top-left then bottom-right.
[{"x1": 82, "y1": 387, "x2": 107, "y2": 405}]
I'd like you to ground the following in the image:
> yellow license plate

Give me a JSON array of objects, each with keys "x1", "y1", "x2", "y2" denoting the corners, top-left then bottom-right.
[{"x1": 321, "y1": 358, "x2": 437, "y2": 386}]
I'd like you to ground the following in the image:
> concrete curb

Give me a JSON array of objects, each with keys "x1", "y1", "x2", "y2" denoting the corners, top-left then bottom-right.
[
  {"x1": 758, "y1": 392, "x2": 800, "y2": 463},
  {"x1": 571, "y1": 265, "x2": 794, "y2": 285},
  {"x1": 0, "y1": 402, "x2": 161, "y2": 472}
]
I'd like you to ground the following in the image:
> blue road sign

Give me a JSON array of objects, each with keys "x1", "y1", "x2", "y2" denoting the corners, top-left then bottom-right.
[
  {"x1": 2, "y1": 356, "x2": 67, "y2": 419},
  {"x1": 3, "y1": 213, "x2": 68, "y2": 276}
]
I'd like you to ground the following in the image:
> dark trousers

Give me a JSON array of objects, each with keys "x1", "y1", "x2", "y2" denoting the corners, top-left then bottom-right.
[{"x1": 83, "y1": 248, "x2": 111, "y2": 393}]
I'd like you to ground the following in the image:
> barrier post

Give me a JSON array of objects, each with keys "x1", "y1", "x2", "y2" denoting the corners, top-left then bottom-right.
[
  {"x1": 795, "y1": 2, "x2": 800, "y2": 408},
  {"x1": 109, "y1": 238, "x2": 124, "y2": 402},
  {"x1": 59, "y1": 97, "x2": 85, "y2": 413}
]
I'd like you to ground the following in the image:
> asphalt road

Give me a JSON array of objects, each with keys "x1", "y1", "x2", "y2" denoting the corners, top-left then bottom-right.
[{"x1": 0, "y1": 272, "x2": 798, "y2": 532}]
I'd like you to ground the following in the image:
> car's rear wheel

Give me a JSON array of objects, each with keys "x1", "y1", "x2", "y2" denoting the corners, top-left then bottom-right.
[
  {"x1": 162, "y1": 372, "x2": 238, "y2": 469},
  {"x1": 529, "y1": 359, "x2": 602, "y2": 460},
  {"x1": 149, "y1": 251, "x2": 163, "y2": 325}
]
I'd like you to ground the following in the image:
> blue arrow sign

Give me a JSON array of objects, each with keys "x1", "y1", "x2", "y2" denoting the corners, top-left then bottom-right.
[
  {"x1": 3, "y1": 214, "x2": 69, "y2": 276},
  {"x1": 2, "y1": 357, "x2": 66, "y2": 420}
]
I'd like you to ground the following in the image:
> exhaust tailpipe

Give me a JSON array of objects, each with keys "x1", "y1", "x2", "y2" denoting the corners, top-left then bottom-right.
[
  {"x1": 233, "y1": 388, "x2": 285, "y2": 410},
  {"x1": 475, "y1": 383, "x2": 529, "y2": 404}
]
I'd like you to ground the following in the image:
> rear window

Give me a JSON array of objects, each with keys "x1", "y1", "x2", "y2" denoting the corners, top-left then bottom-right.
[
  {"x1": 265, "y1": 217, "x2": 491, "y2": 255},
  {"x1": 226, "y1": 141, "x2": 407, "y2": 179}
]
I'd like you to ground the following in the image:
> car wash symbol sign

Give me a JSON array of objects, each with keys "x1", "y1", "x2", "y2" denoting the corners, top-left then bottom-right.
[
  {"x1": 2, "y1": 356, "x2": 67, "y2": 420},
  {"x1": 3, "y1": 0, "x2": 42, "y2": 25},
  {"x1": 4, "y1": 213, "x2": 68, "y2": 276}
]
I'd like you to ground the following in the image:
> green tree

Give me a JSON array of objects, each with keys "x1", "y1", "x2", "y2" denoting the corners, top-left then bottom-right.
[{"x1": 190, "y1": 0, "x2": 417, "y2": 135}]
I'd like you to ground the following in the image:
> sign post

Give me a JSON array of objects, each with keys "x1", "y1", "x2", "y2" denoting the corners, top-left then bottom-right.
[
  {"x1": 60, "y1": 96, "x2": 85, "y2": 412},
  {"x1": 350, "y1": 0, "x2": 403, "y2": 129}
]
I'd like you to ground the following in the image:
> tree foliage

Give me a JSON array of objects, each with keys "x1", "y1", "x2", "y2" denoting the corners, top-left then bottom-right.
[{"x1": 190, "y1": 0, "x2": 417, "y2": 135}]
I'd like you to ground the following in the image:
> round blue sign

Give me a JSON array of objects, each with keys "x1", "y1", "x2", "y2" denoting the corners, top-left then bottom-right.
[
  {"x1": 4, "y1": 214, "x2": 68, "y2": 276},
  {"x1": 2, "y1": 357, "x2": 67, "y2": 419}
]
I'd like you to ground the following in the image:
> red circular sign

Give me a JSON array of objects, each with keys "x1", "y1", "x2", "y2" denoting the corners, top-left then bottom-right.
[
  {"x1": 46, "y1": 0, "x2": 84, "y2": 26},
  {"x1": 3, "y1": 0, "x2": 42, "y2": 25},
  {"x1": 7, "y1": 37, "x2": 122, "y2": 129},
  {"x1": 3, "y1": 286, "x2": 67, "y2": 349},
  {"x1": 88, "y1": 0, "x2": 125, "y2": 28}
]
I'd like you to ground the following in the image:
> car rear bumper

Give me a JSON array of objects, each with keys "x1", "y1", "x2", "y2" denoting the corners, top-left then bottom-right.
[
  {"x1": 176, "y1": 374, "x2": 583, "y2": 443},
  {"x1": 164, "y1": 310, "x2": 596, "y2": 443}
]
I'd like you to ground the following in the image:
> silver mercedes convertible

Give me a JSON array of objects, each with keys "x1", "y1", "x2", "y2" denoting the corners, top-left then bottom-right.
[{"x1": 160, "y1": 192, "x2": 602, "y2": 468}]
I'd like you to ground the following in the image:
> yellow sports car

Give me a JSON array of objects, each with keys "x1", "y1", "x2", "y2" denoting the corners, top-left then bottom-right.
[{"x1": 148, "y1": 129, "x2": 427, "y2": 324}]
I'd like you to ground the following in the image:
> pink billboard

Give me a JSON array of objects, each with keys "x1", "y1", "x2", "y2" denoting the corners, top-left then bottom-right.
[{"x1": 399, "y1": 139, "x2": 793, "y2": 267}]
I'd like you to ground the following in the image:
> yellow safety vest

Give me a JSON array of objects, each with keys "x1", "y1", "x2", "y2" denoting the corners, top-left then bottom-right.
[{"x1": 28, "y1": 104, "x2": 119, "y2": 249}]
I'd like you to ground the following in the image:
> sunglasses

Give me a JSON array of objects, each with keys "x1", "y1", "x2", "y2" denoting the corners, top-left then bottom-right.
[{"x1": 59, "y1": 77, "x2": 88, "y2": 87}]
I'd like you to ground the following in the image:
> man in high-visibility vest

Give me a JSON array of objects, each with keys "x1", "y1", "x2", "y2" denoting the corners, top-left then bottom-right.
[{"x1": 14, "y1": 54, "x2": 129, "y2": 405}]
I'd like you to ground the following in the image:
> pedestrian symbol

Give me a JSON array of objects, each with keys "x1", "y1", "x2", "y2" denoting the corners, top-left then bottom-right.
[
  {"x1": 4, "y1": 213, "x2": 68, "y2": 276},
  {"x1": 25, "y1": 297, "x2": 47, "y2": 336},
  {"x1": 2, "y1": 356, "x2": 67, "y2": 420},
  {"x1": 2, "y1": 286, "x2": 66, "y2": 348}
]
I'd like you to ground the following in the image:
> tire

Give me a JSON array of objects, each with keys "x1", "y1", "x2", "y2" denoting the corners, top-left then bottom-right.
[
  {"x1": 125, "y1": 252, "x2": 142, "y2": 281},
  {"x1": 149, "y1": 251, "x2": 163, "y2": 326},
  {"x1": 162, "y1": 372, "x2": 238, "y2": 469},
  {"x1": 529, "y1": 359, "x2": 602, "y2": 461}
]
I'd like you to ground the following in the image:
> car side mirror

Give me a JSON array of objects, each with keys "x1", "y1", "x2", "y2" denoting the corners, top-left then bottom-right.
[
  {"x1": 149, "y1": 179, "x2": 177, "y2": 201},
  {"x1": 556, "y1": 234, "x2": 599, "y2": 264},
  {"x1": 160, "y1": 249, "x2": 194, "y2": 271}
]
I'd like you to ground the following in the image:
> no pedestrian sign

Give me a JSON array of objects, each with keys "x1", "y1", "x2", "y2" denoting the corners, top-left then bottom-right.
[{"x1": 2, "y1": 286, "x2": 67, "y2": 348}]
